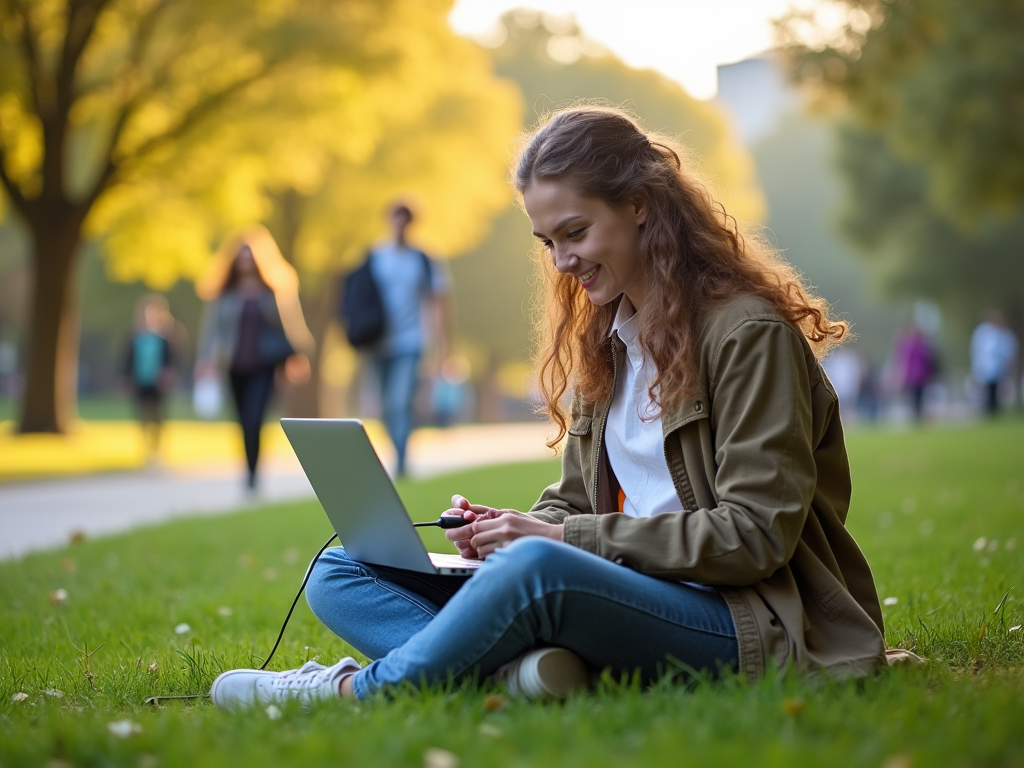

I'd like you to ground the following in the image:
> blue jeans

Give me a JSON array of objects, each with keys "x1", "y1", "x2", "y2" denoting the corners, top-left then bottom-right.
[
  {"x1": 373, "y1": 352, "x2": 421, "y2": 475},
  {"x1": 305, "y1": 537, "x2": 738, "y2": 700}
]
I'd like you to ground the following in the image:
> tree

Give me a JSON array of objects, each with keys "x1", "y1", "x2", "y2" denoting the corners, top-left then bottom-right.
[
  {"x1": 0, "y1": 0, "x2": 415, "y2": 432},
  {"x1": 449, "y1": 10, "x2": 764, "y2": 405},
  {"x1": 777, "y1": 0, "x2": 1024, "y2": 340},
  {"x1": 778, "y1": 0, "x2": 1024, "y2": 223}
]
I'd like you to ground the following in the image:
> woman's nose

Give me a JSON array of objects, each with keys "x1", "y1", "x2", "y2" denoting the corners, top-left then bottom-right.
[{"x1": 552, "y1": 245, "x2": 579, "y2": 274}]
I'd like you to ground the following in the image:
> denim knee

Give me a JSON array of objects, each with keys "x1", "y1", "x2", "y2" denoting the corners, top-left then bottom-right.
[
  {"x1": 476, "y1": 537, "x2": 577, "y2": 589},
  {"x1": 304, "y1": 548, "x2": 359, "y2": 621}
]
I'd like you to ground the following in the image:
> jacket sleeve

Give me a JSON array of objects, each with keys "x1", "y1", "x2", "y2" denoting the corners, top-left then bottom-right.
[
  {"x1": 560, "y1": 318, "x2": 819, "y2": 585},
  {"x1": 527, "y1": 403, "x2": 595, "y2": 525}
]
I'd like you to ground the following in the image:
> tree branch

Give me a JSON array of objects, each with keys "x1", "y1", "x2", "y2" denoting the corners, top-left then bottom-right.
[
  {"x1": 57, "y1": 0, "x2": 113, "y2": 113},
  {"x1": 4, "y1": 0, "x2": 44, "y2": 115},
  {"x1": 72, "y1": 0, "x2": 174, "y2": 99},
  {"x1": 85, "y1": 60, "x2": 281, "y2": 209}
]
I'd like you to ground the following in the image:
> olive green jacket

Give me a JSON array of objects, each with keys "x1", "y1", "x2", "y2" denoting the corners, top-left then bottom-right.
[{"x1": 528, "y1": 295, "x2": 887, "y2": 680}]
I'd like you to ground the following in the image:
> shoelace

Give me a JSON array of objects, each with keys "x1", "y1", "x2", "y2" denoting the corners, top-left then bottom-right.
[{"x1": 271, "y1": 661, "x2": 331, "y2": 692}]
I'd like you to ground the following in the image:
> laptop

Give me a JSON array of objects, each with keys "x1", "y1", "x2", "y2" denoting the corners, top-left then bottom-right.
[{"x1": 280, "y1": 418, "x2": 481, "y2": 576}]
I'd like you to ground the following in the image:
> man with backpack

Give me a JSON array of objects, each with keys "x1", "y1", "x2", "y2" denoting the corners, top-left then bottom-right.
[{"x1": 339, "y1": 202, "x2": 451, "y2": 476}]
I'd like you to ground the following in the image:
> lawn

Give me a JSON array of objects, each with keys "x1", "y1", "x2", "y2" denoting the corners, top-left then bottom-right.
[{"x1": 1, "y1": 420, "x2": 1022, "y2": 767}]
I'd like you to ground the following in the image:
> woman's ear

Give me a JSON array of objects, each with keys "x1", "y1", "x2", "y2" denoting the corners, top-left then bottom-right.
[{"x1": 632, "y1": 196, "x2": 648, "y2": 227}]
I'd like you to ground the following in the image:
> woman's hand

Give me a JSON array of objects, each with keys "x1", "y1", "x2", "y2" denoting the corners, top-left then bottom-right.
[{"x1": 443, "y1": 494, "x2": 564, "y2": 560}]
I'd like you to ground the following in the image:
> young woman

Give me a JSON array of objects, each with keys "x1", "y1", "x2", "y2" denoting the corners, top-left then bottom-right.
[
  {"x1": 211, "y1": 107, "x2": 887, "y2": 707},
  {"x1": 195, "y1": 226, "x2": 313, "y2": 491}
]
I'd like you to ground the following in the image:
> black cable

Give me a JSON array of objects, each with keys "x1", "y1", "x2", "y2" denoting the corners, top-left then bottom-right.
[
  {"x1": 145, "y1": 533, "x2": 338, "y2": 705},
  {"x1": 260, "y1": 533, "x2": 338, "y2": 670}
]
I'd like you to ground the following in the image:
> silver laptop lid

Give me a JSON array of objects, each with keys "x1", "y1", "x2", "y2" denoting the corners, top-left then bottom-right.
[{"x1": 281, "y1": 418, "x2": 437, "y2": 574}]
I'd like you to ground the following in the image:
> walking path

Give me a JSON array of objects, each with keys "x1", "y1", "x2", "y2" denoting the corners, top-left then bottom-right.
[{"x1": 0, "y1": 422, "x2": 557, "y2": 561}]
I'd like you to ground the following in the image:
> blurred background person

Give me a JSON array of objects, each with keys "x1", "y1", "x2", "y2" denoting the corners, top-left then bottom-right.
[
  {"x1": 122, "y1": 294, "x2": 177, "y2": 465},
  {"x1": 349, "y1": 202, "x2": 452, "y2": 477},
  {"x1": 970, "y1": 310, "x2": 1018, "y2": 417},
  {"x1": 822, "y1": 346, "x2": 863, "y2": 423},
  {"x1": 430, "y1": 354, "x2": 473, "y2": 427},
  {"x1": 892, "y1": 323, "x2": 936, "y2": 422},
  {"x1": 855, "y1": 351, "x2": 882, "y2": 423},
  {"x1": 195, "y1": 226, "x2": 313, "y2": 491}
]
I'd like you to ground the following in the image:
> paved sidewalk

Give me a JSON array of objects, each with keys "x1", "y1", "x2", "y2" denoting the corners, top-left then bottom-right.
[{"x1": 0, "y1": 422, "x2": 557, "y2": 561}]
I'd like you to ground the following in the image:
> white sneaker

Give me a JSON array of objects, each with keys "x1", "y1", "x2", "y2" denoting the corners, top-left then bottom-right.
[
  {"x1": 210, "y1": 657, "x2": 361, "y2": 709},
  {"x1": 496, "y1": 647, "x2": 589, "y2": 700}
]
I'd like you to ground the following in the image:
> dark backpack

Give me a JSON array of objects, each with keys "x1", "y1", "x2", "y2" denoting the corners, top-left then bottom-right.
[{"x1": 338, "y1": 249, "x2": 432, "y2": 349}]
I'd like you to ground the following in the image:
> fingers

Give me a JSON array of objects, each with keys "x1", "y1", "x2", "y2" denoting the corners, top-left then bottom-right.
[
  {"x1": 465, "y1": 512, "x2": 560, "y2": 558},
  {"x1": 450, "y1": 494, "x2": 499, "y2": 517}
]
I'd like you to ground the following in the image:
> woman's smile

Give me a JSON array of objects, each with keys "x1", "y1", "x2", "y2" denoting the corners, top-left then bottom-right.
[{"x1": 578, "y1": 265, "x2": 600, "y2": 287}]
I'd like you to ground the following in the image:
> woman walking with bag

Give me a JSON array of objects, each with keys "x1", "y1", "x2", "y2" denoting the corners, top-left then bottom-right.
[
  {"x1": 195, "y1": 226, "x2": 313, "y2": 491},
  {"x1": 212, "y1": 106, "x2": 886, "y2": 706}
]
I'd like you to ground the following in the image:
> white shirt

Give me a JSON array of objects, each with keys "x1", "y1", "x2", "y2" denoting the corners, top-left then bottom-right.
[
  {"x1": 970, "y1": 321, "x2": 1018, "y2": 384},
  {"x1": 369, "y1": 243, "x2": 449, "y2": 356},
  {"x1": 605, "y1": 298, "x2": 683, "y2": 518}
]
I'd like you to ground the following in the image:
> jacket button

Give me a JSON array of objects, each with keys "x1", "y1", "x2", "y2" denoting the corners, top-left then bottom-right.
[{"x1": 694, "y1": 402, "x2": 704, "y2": 413}]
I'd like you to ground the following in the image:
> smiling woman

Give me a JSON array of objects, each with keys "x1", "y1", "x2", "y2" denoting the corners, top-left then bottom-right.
[{"x1": 210, "y1": 105, "x2": 886, "y2": 709}]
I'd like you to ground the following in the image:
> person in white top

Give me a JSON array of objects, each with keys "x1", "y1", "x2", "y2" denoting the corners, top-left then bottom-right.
[
  {"x1": 368, "y1": 202, "x2": 451, "y2": 476},
  {"x1": 970, "y1": 310, "x2": 1019, "y2": 415}
]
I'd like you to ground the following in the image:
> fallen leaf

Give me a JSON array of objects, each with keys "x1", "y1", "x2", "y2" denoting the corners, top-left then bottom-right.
[
  {"x1": 781, "y1": 697, "x2": 805, "y2": 717},
  {"x1": 423, "y1": 747, "x2": 459, "y2": 768},
  {"x1": 107, "y1": 719, "x2": 142, "y2": 738},
  {"x1": 11, "y1": 692, "x2": 28, "y2": 702},
  {"x1": 482, "y1": 693, "x2": 507, "y2": 712}
]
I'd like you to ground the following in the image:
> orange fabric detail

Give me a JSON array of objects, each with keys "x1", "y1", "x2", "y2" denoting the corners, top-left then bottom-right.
[{"x1": 617, "y1": 487, "x2": 626, "y2": 513}]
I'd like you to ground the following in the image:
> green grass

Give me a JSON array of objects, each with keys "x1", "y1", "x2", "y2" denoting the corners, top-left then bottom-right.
[{"x1": 2, "y1": 420, "x2": 1023, "y2": 767}]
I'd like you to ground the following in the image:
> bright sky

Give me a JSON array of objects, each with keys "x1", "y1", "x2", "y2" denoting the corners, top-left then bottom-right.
[{"x1": 448, "y1": 0, "x2": 822, "y2": 101}]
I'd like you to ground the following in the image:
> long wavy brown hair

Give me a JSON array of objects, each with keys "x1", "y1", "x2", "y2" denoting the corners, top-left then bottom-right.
[{"x1": 514, "y1": 106, "x2": 847, "y2": 446}]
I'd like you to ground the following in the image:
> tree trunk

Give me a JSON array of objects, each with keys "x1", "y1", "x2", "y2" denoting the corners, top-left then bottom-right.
[{"x1": 18, "y1": 222, "x2": 82, "y2": 434}]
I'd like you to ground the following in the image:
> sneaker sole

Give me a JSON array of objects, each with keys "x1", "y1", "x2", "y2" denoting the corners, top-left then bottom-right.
[{"x1": 535, "y1": 648, "x2": 589, "y2": 698}]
